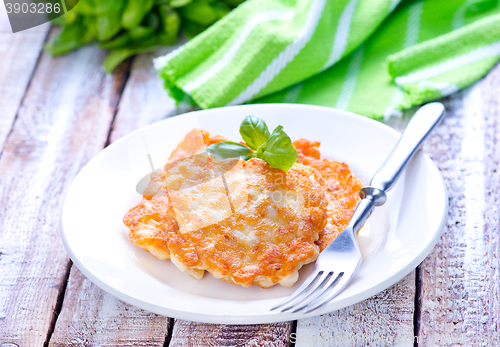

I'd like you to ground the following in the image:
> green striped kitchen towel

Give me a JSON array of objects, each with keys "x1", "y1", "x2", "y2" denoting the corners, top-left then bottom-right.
[{"x1": 154, "y1": 0, "x2": 500, "y2": 120}]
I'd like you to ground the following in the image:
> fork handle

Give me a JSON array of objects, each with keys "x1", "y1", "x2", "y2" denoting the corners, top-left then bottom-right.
[
  {"x1": 370, "y1": 102, "x2": 445, "y2": 193},
  {"x1": 349, "y1": 103, "x2": 446, "y2": 236}
]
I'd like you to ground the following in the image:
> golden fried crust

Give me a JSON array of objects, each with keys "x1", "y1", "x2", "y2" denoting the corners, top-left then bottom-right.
[
  {"x1": 124, "y1": 158, "x2": 327, "y2": 288},
  {"x1": 293, "y1": 139, "x2": 362, "y2": 251},
  {"x1": 124, "y1": 195, "x2": 177, "y2": 260},
  {"x1": 168, "y1": 129, "x2": 209, "y2": 163},
  {"x1": 293, "y1": 138, "x2": 321, "y2": 159}
]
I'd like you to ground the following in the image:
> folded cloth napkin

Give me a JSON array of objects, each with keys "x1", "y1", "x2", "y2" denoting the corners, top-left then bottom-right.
[{"x1": 155, "y1": 0, "x2": 500, "y2": 120}]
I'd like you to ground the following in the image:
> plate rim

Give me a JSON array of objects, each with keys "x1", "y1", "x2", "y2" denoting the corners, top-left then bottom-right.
[{"x1": 60, "y1": 103, "x2": 448, "y2": 324}]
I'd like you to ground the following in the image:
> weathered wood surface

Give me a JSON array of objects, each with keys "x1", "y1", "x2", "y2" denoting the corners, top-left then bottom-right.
[
  {"x1": 294, "y1": 272, "x2": 416, "y2": 347},
  {"x1": 0, "y1": 43, "x2": 128, "y2": 345},
  {"x1": 0, "y1": 18, "x2": 499, "y2": 346},
  {"x1": 0, "y1": 9, "x2": 49, "y2": 150},
  {"x1": 48, "y1": 267, "x2": 171, "y2": 347},
  {"x1": 169, "y1": 320, "x2": 293, "y2": 347},
  {"x1": 416, "y1": 63, "x2": 500, "y2": 346}
]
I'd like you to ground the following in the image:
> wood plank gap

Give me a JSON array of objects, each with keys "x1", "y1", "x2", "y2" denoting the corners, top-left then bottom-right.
[
  {"x1": 289, "y1": 320, "x2": 297, "y2": 347},
  {"x1": 413, "y1": 265, "x2": 422, "y2": 347},
  {"x1": 163, "y1": 318, "x2": 176, "y2": 347},
  {"x1": 43, "y1": 261, "x2": 73, "y2": 347},
  {"x1": 0, "y1": 26, "x2": 51, "y2": 160},
  {"x1": 104, "y1": 57, "x2": 135, "y2": 148}
]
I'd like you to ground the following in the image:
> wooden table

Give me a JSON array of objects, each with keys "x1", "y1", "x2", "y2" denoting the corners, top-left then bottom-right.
[{"x1": 1, "y1": 18, "x2": 499, "y2": 347}]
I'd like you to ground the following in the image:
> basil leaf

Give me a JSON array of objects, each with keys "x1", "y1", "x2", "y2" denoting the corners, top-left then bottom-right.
[
  {"x1": 203, "y1": 141, "x2": 254, "y2": 160},
  {"x1": 239, "y1": 115, "x2": 270, "y2": 150},
  {"x1": 256, "y1": 126, "x2": 298, "y2": 172}
]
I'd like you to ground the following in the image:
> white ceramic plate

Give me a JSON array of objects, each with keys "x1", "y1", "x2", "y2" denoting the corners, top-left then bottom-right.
[{"x1": 60, "y1": 104, "x2": 447, "y2": 324}]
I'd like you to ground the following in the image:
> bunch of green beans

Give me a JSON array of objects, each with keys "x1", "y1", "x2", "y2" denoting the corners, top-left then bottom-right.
[{"x1": 45, "y1": 0, "x2": 244, "y2": 72}]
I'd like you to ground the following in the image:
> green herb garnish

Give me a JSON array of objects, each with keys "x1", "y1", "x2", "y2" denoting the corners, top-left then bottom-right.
[
  {"x1": 239, "y1": 115, "x2": 270, "y2": 150},
  {"x1": 203, "y1": 141, "x2": 254, "y2": 160},
  {"x1": 203, "y1": 116, "x2": 298, "y2": 172},
  {"x1": 254, "y1": 125, "x2": 298, "y2": 172}
]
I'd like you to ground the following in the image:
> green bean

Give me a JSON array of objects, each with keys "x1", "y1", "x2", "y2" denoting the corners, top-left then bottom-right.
[
  {"x1": 103, "y1": 37, "x2": 158, "y2": 72},
  {"x1": 169, "y1": 0, "x2": 193, "y2": 8},
  {"x1": 122, "y1": 0, "x2": 155, "y2": 30},
  {"x1": 74, "y1": 0, "x2": 95, "y2": 15},
  {"x1": 157, "y1": 4, "x2": 180, "y2": 45},
  {"x1": 95, "y1": 0, "x2": 120, "y2": 15},
  {"x1": 96, "y1": 0, "x2": 126, "y2": 41},
  {"x1": 129, "y1": 26, "x2": 156, "y2": 41},
  {"x1": 178, "y1": 0, "x2": 229, "y2": 26},
  {"x1": 178, "y1": 0, "x2": 218, "y2": 25},
  {"x1": 99, "y1": 32, "x2": 131, "y2": 49},
  {"x1": 44, "y1": 17, "x2": 90, "y2": 55},
  {"x1": 83, "y1": 15, "x2": 97, "y2": 39},
  {"x1": 128, "y1": 12, "x2": 160, "y2": 41},
  {"x1": 64, "y1": 10, "x2": 78, "y2": 25},
  {"x1": 97, "y1": 15, "x2": 122, "y2": 41}
]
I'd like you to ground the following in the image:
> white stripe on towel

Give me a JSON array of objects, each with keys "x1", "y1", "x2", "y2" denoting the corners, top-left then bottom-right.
[
  {"x1": 395, "y1": 41, "x2": 500, "y2": 85},
  {"x1": 183, "y1": 9, "x2": 294, "y2": 93},
  {"x1": 403, "y1": 1, "x2": 423, "y2": 49},
  {"x1": 322, "y1": 0, "x2": 358, "y2": 70},
  {"x1": 336, "y1": 45, "x2": 364, "y2": 110},
  {"x1": 153, "y1": 46, "x2": 185, "y2": 71},
  {"x1": 227, "y1": 0, "x2": 327, "y2": 106}
]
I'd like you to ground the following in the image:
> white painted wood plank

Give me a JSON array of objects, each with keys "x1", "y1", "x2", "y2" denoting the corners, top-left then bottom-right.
[
  {"x1": 169, "y1": 320, "x2": 293, "y2": 347},
  {"x1": 48, "y1": 45, "x2": 183, "y2": 347},
  {"x1": 49, "y1": 267, "x2": 171, "y2": 347},
  {"x1": 416, "y1": 63, "x2": 500, "y2": 346},
  {"x1": 295, "y1": 272, "x2": 416, "y2": 347},
  {"x1": 0, "y1": 2, "x2": 49, "y2": 149},
  {"x1": 0, "y1": 43, "x2": 128, "y2": 346}
]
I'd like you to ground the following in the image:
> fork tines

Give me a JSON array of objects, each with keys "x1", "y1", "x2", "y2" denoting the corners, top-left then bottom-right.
[{"x1": 271, "y1": 270, "x2": 344, "y2": 313}]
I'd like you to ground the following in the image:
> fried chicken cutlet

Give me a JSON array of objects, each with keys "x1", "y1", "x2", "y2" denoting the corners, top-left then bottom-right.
[
  {"x1": 293, "y1": 139, "x2": 362, "y2": 251},
  {"x1": 124, "y1": 129, "x2": 362, "y2": 288},
  {"x1": 124, "y1": 129, "x2": 327, "y2": 288}
]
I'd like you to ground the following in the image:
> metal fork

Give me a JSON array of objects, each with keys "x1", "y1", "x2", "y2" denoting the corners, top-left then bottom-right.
[{"x1": 271, "y1": 102, "x2": 446, "y2": 314}]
